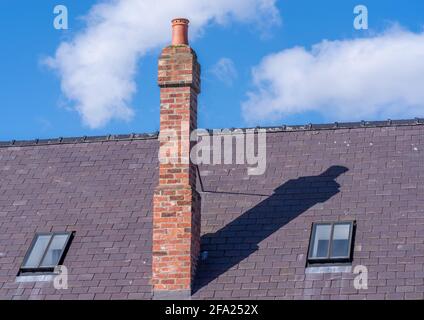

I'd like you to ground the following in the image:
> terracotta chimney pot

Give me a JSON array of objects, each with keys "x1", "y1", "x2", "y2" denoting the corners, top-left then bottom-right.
[{"x1": 171, "y1": 18, "x2": 189, "y2": 45}]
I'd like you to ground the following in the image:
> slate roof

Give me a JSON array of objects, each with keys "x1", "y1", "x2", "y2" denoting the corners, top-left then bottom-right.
[{"x1": 0, "y1": 119, "x2": 424, "y2": 299}]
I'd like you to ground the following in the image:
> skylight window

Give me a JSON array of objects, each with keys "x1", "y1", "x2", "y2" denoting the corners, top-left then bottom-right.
[
  {"x1": 19, "y1": 232, "x2": 74, "y2": 274},
  {"x1": 307, "y1": 222, "x2": 355, "y2": 265}
]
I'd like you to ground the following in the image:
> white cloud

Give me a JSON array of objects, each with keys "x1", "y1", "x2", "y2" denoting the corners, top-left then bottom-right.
[
  {"x1": 242, "y1": 27, "x2": 424, "y2": 124},
  {"x1": 210, "y1": 57, "x2": 238, "y2": 86},
  {"x1": 45, "y1": 0, "x2": 280, "y2": 129}
]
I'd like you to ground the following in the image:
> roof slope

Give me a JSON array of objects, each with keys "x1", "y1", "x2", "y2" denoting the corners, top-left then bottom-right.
[
  {"x1": 0, "y1": 139, "x2": 157, "y2": 299},
  {"x1": 0, "y1": 120, "x2": 423, "y2": 299},
  {"x1": 193, "y1": 122, "x2": 424, "y2": 299}
]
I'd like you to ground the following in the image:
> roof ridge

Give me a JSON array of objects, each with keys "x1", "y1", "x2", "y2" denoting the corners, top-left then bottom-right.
[
  {"x1": 0, "y1": 132, "x2": 159, "y2": 148},
  {"x1": 1, "y1": 118, "x2": 423, "y2": 149},
  {"x1": 242, "y1": 117, "x2": 424, "y2": 134}
]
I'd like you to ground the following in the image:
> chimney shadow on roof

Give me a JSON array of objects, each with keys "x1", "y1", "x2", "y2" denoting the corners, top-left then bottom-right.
[{"x1": 193, "y1": 165, "x2": 349, "y2": 295}]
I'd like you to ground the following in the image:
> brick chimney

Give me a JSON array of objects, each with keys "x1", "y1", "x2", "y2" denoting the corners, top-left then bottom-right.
[{"x1": 152, "y1": 18, "x2": 201, "y2": 299}]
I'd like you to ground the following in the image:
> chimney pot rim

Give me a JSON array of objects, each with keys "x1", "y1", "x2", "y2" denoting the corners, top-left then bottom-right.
[{"x1": 172, "y1": 18, "x2": 190, "y2": 25}]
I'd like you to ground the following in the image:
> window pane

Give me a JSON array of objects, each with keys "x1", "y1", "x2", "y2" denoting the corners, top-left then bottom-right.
[
  {"x1": 331, "y1": 223, "x2": 351, "y2": 257},
  {"x1": 310, "y1": 224, "x2": 331, "y2": 258},
  {"x1": 23, "y1": 235, "x2": 51, "y2": 268},
  {"x1": 40, "y1": 234, "x2": 68, "y2": 267}
]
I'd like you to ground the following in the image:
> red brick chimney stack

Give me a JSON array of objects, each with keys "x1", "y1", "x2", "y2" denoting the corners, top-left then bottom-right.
[{"x1": 152, "y1": 18, "x2": 201, "y2": 299}]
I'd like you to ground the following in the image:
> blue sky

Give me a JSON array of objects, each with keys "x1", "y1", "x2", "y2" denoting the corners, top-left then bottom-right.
[{"x1": 1, "y1": 0, "x2": 424, "y2": 140}]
